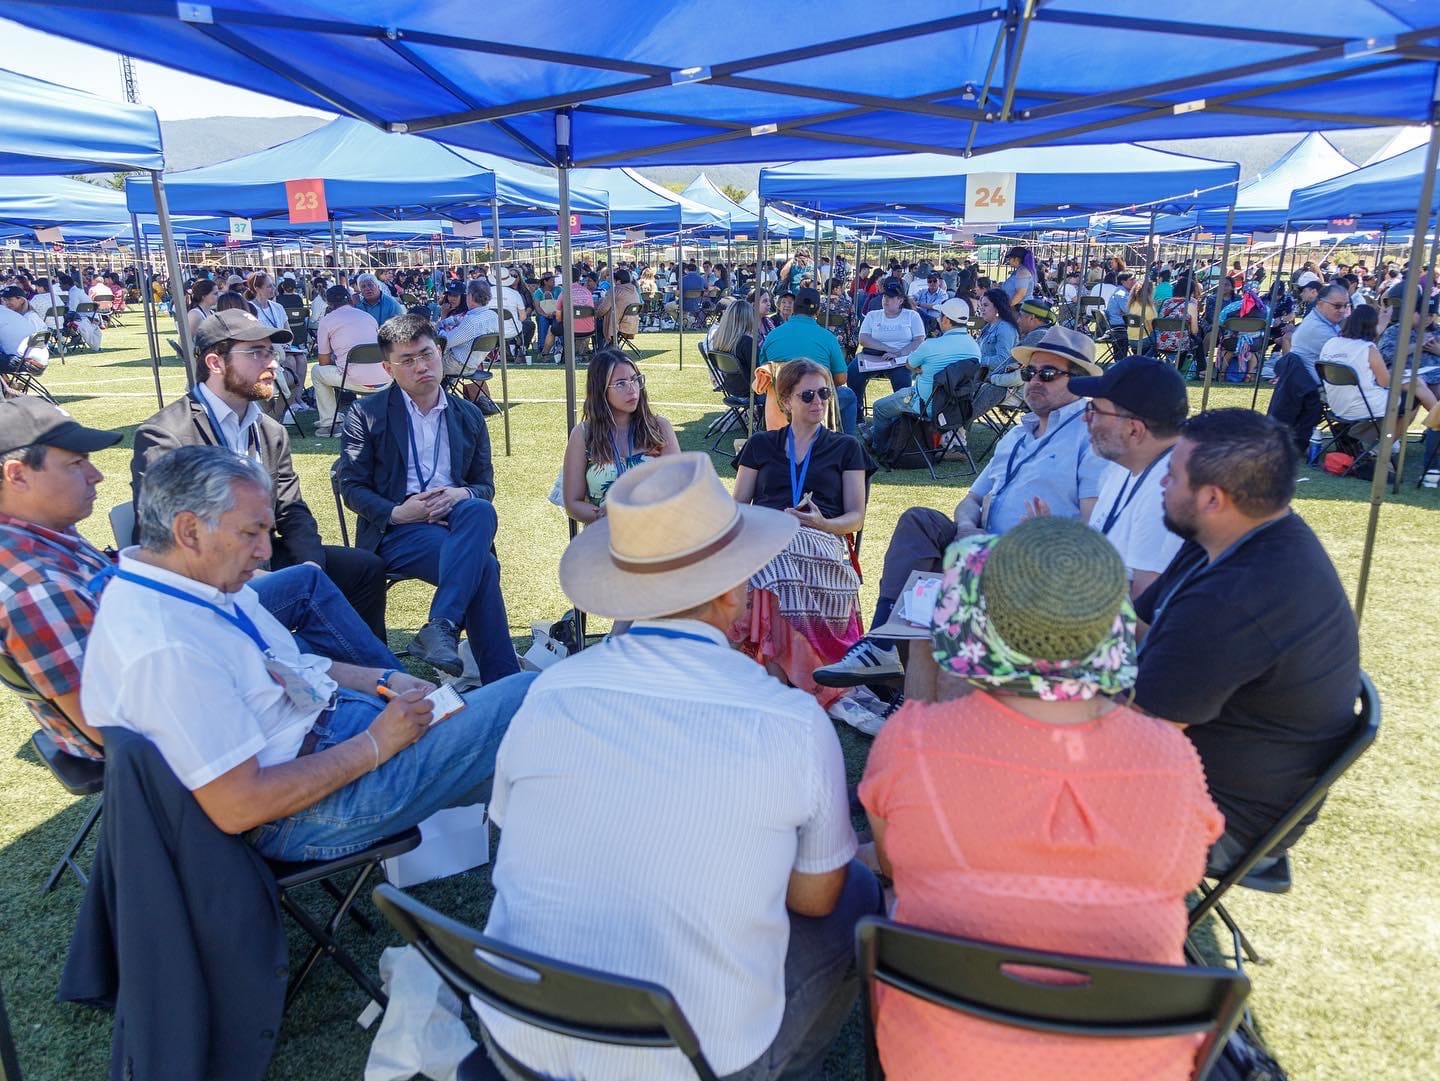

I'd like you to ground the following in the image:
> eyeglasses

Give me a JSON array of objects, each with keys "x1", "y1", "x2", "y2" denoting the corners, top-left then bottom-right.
[
  {"x1": 609, "y1": 374, "x2": 645, "y2": 392},
  {"x1": 1083, "y1": 401, "x2": 1137, "y2": 422},
  {"x1": 388, "y1": 345, "x2": 439, "y2": 368},
  {"x1": 227, "y1": 345, "x2": 280, "y2": 363},
  {"x1": 1020, "y1": 366, "x2": 1070, "y2": 383},
  {"x1": 1320, "y1": 299, "x2": 1352, "y2": 310},
  {"x1": 795, "y1": 387, "x2": 833, "y2": 404}
]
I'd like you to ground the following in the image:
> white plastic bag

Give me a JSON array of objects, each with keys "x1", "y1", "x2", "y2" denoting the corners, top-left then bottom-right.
[
  {"x1": 364, "y1": 946, "x2": 477, "y2": 1081},
  {"x1": 520, "y1": 620, "x2": 568, "y2": 672}
]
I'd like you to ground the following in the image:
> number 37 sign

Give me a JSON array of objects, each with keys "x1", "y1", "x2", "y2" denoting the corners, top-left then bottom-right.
[
  {"x1": 964, "y1": 172, "x2": 1016, "y2": 225},
  {"x1": 285, "y1": 178, "x2": 329, "y2": 224}
]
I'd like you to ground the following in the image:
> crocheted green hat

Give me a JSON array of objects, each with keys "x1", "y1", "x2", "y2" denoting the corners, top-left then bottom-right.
[{"x1": 980, "y1": 517, "x2": 1128, "y2": 662}]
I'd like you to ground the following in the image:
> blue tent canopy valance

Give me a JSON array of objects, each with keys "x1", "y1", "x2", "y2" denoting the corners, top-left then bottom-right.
[
  {"x1": 0, "y1": 66, "x2": 165, "y2": 175},
  {"x1": 1287, "y1": 142, "x2": 1440, "y2": 228}
]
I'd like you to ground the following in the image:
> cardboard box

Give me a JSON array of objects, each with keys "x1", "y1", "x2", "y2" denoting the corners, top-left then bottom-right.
[{"x1": 382, "y1": 803, "x2": 490, "y2": 888}]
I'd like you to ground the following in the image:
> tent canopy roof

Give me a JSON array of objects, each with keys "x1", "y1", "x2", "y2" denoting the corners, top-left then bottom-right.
[
  {"x1": 1287, "y1": 142, "x2": 1440, "y2": 227},
  {"x1": 0, "y1": 66, "x2": 165, "y2": 175},
  {"x1": 16, "y1": 3, "x2": 1438, "y2": 167},
  {"x1": 124, "y1": 117, "x2": 607, "y2": 220},
  {"x1": 758, "y1": 144, "x2": 1239, "y2": 219},
  {"x1": 0, "y1": 175, "x2": 130, "y2": 229},
  {"x1": 565, "y1": 167, "x2": 727, "y2": 228}
]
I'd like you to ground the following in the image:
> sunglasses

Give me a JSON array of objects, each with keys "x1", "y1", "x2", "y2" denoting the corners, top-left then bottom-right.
[
  {"x1": 1021, "y1": 366, "x2": 1070, "y2": 383},
  {"x1": 795, "y1": 387, "x2": 833, "y2": 404}
]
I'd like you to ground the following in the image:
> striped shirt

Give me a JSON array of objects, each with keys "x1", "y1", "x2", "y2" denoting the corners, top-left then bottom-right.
[
  {"x1": 0, "y1": 513, "x2": 112, "y2": 759},
  {"x1": 480, "y1": 618, "x2": 856, "y2": 1078}
]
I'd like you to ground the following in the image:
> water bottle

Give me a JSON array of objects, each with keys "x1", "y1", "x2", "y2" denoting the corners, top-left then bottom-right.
[{"x1": 1307, "y1": 429, "x2": 1323, "y2": 465}]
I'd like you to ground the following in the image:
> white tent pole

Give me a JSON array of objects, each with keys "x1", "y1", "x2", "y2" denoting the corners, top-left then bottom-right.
[
  {"x1": 151, "y1": 171, "x2": 195, "y2": 387},
  {"x1": 131, "y1": 212, "x2": 165, "y2": 409},
  {"x1": 490, "y1": 197, "x2": 512, "y2": 456},
  {"x1": 1199, "y1": 196, "x2": 1239, "y2": 411},
  {"x1": 604, "y1": 210, "x2": 616, "y2": 347}
]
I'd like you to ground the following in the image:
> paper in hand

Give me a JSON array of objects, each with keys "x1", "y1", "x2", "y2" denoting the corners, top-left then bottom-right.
[{"x1": 427, "y1": 683, "x2": 466, "y2": 724}]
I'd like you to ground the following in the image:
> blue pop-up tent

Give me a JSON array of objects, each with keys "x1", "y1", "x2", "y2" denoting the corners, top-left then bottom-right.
[
  {"x1": 567, "y1": 168, "x2": 727, "y2": 232},
  {"x1": 681, "y1": 175, "x2": 805, "y2": 239},
  {"x1": 0, "y1": 66, "x2": 164, "y2": 175},
  {"x1": 0, "y1": 175, "x2": 130, "y2": 229},
  {"x1": 1287, "y1": 142, "x2": 1440, "y2": 227}
]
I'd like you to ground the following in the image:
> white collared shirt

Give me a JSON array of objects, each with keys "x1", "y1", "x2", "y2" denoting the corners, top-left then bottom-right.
[
  {"x1": 402, "y1": 389, "x2": 455, "y2": 495},
  {"x1": 80, "y1": 550, "x2": 336, "y2": 790},
  {"x1": 197, "y1": 382, "x2": 262, "y2": 458},
  {"x1": 1089, "y1": 454, "x2": 1183, "y2": 578},
  {"x1": 479, "y1": 618, "x2": 856, "y2": 1079}
]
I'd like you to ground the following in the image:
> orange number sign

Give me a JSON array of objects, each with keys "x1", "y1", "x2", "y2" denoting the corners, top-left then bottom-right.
[
  {"x1": 569, "y1": 213, "x2": 581, "y2": 235},
  {"x1": 286, "y1": 178, "x2": 329, "y2": 224}
]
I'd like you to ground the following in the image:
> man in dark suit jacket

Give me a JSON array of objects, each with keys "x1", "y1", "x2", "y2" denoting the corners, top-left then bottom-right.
[
  {"x1": 337, "y1": 313, "x2": 518, "y2": 682},
  {"x1": 131, "y1": 309, "x2": 389, "y2": 639}
]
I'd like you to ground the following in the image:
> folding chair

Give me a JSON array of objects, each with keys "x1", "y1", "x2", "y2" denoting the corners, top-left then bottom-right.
[
  {"x1": 616, "y1": 303, "x2": 646, "y2": 356},
  {"x1": 72, "y1": 303, "x2": 99, "y2": 350},
  {"x1": 324, "y1": 342, "x2": 389, "y2": 437},
  {"x1": 571, "y1": 305, "x2": 598, "y2": 361},
  {"x1": 1123, "y1": 313, "x2": 1149, "y2": 356},
  {"x1": 41, "y1": 306, "x2": 67, "y2": 362},
  {"x1": 1187, "y1": 672, "x2": 1379, "y2": 970},
  {"x1": 1220, "y1": 317, "x2": 1268, "y2": 384},
  {"x1": 856, "y1": 917, "x2": 1249, "y2": 1081},
  {"x1": 1315, "y1": 362, "x2": 1385, "y2": 479},
  {"x1": 0, "y1": 976, "x2": 20, "y2": 1081},
  {"x1": 706, "y1": 349, "x2": 758, "y2": 452},
  {"x1": 0, "y1": 653, "x2": 104, "y2": 893},
  {"x1": 372, "y1": 883, "x2": 722, "y2": 1081},
  {"x1": 1152, "y1": 317, "x2": 1186, "y2": 369},
  {"x1": 443, "y1": 333, "x2": 499, "y2": 406},
  {"x1": 264, "y1": 828, "x2": 422, "y2": 1008},
  {"x1": 1, "y1": 344, "x2": 56, "y2": 404}
]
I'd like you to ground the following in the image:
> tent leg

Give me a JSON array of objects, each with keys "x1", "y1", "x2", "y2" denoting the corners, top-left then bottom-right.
[
  {"x1": 1199, "y1": 198, "x2": 1238, "y2": 411},
  {"x1": 1391, "y1": 221, "x2": 1440, "y2": 491},
  {"x1": 491, "y1": 198, "x2": 511, "y2": 457},
  {"x1": 604, "y1": 211, "x2": 615, "y2": 348},
  {"x1": 132, "y1": 212, "x2": 164, "y2": 409},
  {"x1": 151, "y1": 171, "x2": 195, "y2": 388},
  {"x1": 1251, "y1": 221, "x2": 1292, "y2": 411},
  {"x1": 1354, "y1": 118, "x2": 1440, "y2": 623},
  {"x1": 556, "y1": 111, "x2": 579, "y2": 542},
  {"x1": 675, "y1": 231, "x2": 683, "y2": 372}
]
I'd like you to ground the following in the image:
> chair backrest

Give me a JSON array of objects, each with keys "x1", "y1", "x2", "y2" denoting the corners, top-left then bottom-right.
[
  {"x1": 1123, "y1": 313, "x2": 1147, "y2": 329},
  {"x1": 682, "y1": 289, "x2": 703, "y2": 301},
  {"x1": 1222, "y1": 317, "x2": 1267, "y2": 334},
  {"x1": 856, "y1": 917, "x2": 1249, "y2": 1081},
  {"x1": 620, "y1": 303, "x2": 644, "y2": 318},
  {"x1": 708, "y1": 350, "x2": 750, "y2": 398},
  {"x1": 1192, "y1": 672, "x2": 1379, "y2": 916},
  {"x1": 108, "y1": 501, "x2": 136, "y2": 550},
  {"x1": 573, "y1": 305, "x2": 596, "y2": 320},
  {"x1": 0, "y1": 651, "x2": 45, "y2": 705},
  {"x1": 346, "y1": 342, "x2": 386, "y2": 369},
  {"x1": 371, "y1": 884, "x2": 719, "y2": 1081},
  {"x1": 74, "y1": 303, "x2": 97, "y2": 315},
  {"x1": 1316, "y1": 361, "x2": 1360, "y2": 388}
]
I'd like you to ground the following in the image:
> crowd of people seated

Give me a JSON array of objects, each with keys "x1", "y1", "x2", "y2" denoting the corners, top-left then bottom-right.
[{"x1": 0, "y1": 239, "x2": 1416, "y2": 1080}]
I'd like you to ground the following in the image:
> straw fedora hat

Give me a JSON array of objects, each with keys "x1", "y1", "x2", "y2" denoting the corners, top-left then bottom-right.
[
  {"x1": 559, "y1": 452, "x2": 798, "y2": 620},
  {"x1": 1010, "y1": 324, "x2": 1103, "y2": 376}
]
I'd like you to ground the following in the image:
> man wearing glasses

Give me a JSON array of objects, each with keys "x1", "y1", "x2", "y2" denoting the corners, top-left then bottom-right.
[
  {"x1": 1289, "y1": 283, "x2": 1351, "y2": 379},
  {"x1": 338, "y1": 314, "x2": 519, "y2": 684},
  {"x1": 816, "y1": 325, "x2": 1106, "y2": 691},
  {"x1": 133, "y1": 310, "x2": 390, "y2": 641}
]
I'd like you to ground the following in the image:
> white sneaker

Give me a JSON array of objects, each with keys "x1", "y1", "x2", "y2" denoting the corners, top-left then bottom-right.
[
  {"x1": 814, "y1": 638, "x2": 904, "y2": 688},
  {"x1": 1424, "y1": 469, "x2": 1439, "y2": 489},
  {"x1": 828, "y1": 694, "x2": 887, "y2": 737}
]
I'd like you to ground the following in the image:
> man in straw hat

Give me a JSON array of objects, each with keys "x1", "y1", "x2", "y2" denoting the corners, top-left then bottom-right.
[
  {"x1": 816, "y1": 325, "x2": 1106, "y2": 694},
  {"x1": 478, "y1": 452, "x2": 882, "y2": 1080}
]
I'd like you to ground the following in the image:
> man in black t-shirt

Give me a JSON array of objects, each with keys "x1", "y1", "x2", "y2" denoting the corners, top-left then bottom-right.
[{"x1": 1136, "y1": 409, "x2": 1360, "y2": 875}]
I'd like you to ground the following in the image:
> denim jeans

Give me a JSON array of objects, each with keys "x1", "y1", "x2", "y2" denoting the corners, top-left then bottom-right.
[
  {"x1": 377, "y1": 497, "x2": 520, "y2": 683},
  {"x1": 723, "y1": 861, "x2": 884, "y2": 1081},
  {"x1": 835, "y1": 384, "x2": 859, "y2": 437},
  {"x1": 249, "y1": 563, "x2": 399, "y2": 669},
  {"x1": 249, "y1": 671, "x2": 536, "y2": 862},
  {"x1": 845, "y1": 360, "x2": 912, "y2": 414},
  {"x1": 868, "y1": 386, "x2": 919, "y2": 448}
]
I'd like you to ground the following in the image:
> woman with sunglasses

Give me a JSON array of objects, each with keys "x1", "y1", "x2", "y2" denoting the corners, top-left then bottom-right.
[
  {"x1": 733, "y1": 358, "x2": 881, "y2": 727},
  {"x1": 560, "y1": 348, "x2": 679, "y2": 526}
]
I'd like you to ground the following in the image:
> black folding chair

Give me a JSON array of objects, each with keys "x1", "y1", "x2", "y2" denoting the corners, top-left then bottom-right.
[
  {"x1": 442, "y1": 333, "x2": 499, "y2": 406},
  {"x1": 40, "y1": 306, "x2": 67, "y2": 362},
  {"x1": 857, "y1": 916, "x2": 1249, "y2": 1081},
  {"x1": 1, "y1": 342, "x2": 57, "y2": 404},
  {"x1": 571, "y1": 305, "x2": 598, "y2": 360},
  {"x1": 372, "y1": 883, "x2": 721, "y2": 1081},
  {"x1": 1187, "y1": 672, "x2": 1380, "y2": 969},
  {"x1": 1220, "y1": 316, "x2": 1269, "y2": 385},
  {"x1": 706, "y1": 349, "x2": 758, "y2": 452},
  {"x1": 265, "y1": 828, "x2": 421, "y2": 1007},
  {"x1": 0, "y1": 652, "x2": 104, "y2": 893},
  {"x1": 617, "y1": 303, "x2": 645, "y2": 355},
  {"x1": 1315, "y1": 361, "x2": 1385, "y2": 480},
  {"x1": 323, "y1": 341, "x2": 389, "y2": 437}
]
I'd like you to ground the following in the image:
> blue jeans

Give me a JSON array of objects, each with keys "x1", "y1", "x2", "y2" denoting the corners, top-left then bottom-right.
[
  {"x1": 250, "y1": 563, "x2": 399, "y2": 669},
  {"x1": 868, "y1": 386, "x2": 919, "y2": 448},
  {"x1": 845, "y1": 360, "x2": 912, "y2": 414},
  {"x1": 724, "y1": 861, "x2": 884, "y2": 1081},
  {"x1": 835, "y1": 384, "x2": 859, "y2": 437},
  {"x1": 378, "y1": 497, "x2": 519, "y2": 683},
  {"x1": 249, "y1": 672, "x2": 536, "y2": 862},
  {"x1": 534, "y1": 314, "x2": 553, "y2": 350}
]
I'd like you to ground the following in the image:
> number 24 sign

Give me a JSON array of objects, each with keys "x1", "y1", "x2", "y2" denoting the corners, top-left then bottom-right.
[
  {"x1": 964, "y1": 172, "x2": 1016, "y2": 225},
  {"x1": 285, "y1": 178, "x2": 329, "y2": 224}
]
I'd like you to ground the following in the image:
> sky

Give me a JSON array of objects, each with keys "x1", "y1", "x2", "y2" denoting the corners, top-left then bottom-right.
[{"x1": 0, "y1": 21, "x2": 332, "y2": 120}]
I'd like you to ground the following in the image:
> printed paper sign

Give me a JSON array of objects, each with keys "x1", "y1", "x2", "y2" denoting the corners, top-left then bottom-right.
[
  {"x1": 285, "y1": 178, "x2": 328, "y2": 224},
  {"x1": 34, "y1": 226, "x2": 63, "y2": 243},
  {"x1": 625, "y1": 228, "x2": 644, "y2": 244},
  {"x1": 453, "y1": 220, "x2": 487, "y2": 239},
  {"x1": 569, "y1": 213, "x2": 581, "y2": 235},
  {"x1": 229, "y1": 217, "x2": 253, "y2": 241},
  {"x1": 964, "y1": 172, "x2": 1016, "y2": 224}
]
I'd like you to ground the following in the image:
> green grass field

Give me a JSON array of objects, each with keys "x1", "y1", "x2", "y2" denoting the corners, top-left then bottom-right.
[{"x1": 1, "y1": 320, "x2": 1436, "y2": 1079}]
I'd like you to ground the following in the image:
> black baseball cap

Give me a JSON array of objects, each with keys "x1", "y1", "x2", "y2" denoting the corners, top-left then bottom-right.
[
  {"x1": 794, "y1": 287, "x2": 821, "y2": 313},
  {"x1": 1069, "y1": 356, "x2": 1189, "y2": 430},
  {"x1": 0, "y1": 285, "x2": 25, "y2": 300},
  {"x1": 882, "y1": 280, "x2": 906, "y2": 296},
  {"x1": 193, "y1": 309, "x2": 293, "y2": 355},
  {"x1": 0, "y1": 397, "x2": 121, "y2": 457}
]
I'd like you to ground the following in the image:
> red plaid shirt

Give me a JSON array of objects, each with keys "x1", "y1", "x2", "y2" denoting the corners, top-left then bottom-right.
[{"x1": 0, "y1": 512, "x2": 112, "y2": 759}]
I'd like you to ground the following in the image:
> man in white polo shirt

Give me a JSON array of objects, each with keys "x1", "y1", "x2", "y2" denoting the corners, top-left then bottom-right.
[{"x1": 479, "y1": 453, "x2": 881, "y2": 1081}]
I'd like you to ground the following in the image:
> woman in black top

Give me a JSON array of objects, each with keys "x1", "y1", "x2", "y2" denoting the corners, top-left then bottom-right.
[{"x1": 733, "y1": 358, "x2": 878, "y2": 715}]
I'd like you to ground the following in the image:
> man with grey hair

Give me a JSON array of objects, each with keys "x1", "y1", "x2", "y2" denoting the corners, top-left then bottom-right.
[
  {"x1": 1289, "y1": 282, "x2": 1352, "y2": 379},
  {"x1": 441, "y1": 279, "x2": 500, "y2": 376},
  {"x1": 81, "y1": 444, "x2": 534, "y2": 860},
  {"x1": 355, "y1": 272, "x2": 404, "y2": 325}
]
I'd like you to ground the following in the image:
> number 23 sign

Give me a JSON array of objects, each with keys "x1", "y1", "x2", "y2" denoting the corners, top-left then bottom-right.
[
  {"x1": 286, "y1": 178, "x2": 329, "y2": 224},
  {"x1": 964, "y1": 172, "x2": 1016, "y2": 225}
]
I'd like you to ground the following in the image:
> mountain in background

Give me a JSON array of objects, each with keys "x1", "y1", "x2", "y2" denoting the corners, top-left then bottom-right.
[{"x1": 159, "y1": 116, "x2": 1406, "y2": 197}]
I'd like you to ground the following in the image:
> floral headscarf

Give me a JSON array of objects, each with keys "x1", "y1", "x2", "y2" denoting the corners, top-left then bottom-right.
[{"x1": 930, "y1": 535, "x2": 1138, "y2": 701}]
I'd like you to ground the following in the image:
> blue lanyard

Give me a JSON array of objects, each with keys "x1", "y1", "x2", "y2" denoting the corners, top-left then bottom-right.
[
  {"x1": 999, "y1": 409, "x2": 1081, "y2": 491},
  {"x1": 628, "y1": 626, "x2": 722, "y2": 647},
  {"x1": 192, "y1": 389, "x2": 259, "y2": 458},
  {"x1": 787, "y1": 426, "x2": 814, "y2": 508},
  {"x1": 1100, "y1": 447, "x2": 1173, "y2": 535},
  {"x1": 609, "y1": 424, "x2": 636, "y2": 476},
  {"x1": 406, "y1": 408, "x2": 445, "y2": 492},
  {"x1": 98, "y1": 567, "x2": 270, "y2": 653}
]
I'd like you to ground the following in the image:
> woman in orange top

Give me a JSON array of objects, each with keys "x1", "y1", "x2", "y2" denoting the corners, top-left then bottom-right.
[{"x1": 860, "y1": 516, "x2": 1222, "y2": 1081}]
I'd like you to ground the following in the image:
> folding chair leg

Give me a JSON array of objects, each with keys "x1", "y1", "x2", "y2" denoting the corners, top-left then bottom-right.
[
  {"x1": 320, "y1": 877, "x2": 377, "y2": 933},
  {"x1": 280, "y1": 861, "x2": 389, "y2": 1007},
  {"x1": 1213, "y1": 900, "x2": 1266, "y2": 966},
  {"x1": 708, "y1": 411, "x2": 741, "y2": 452},
  {"x1": 910, "y1": 431, "x2": 939, "y2": 481},
  {"x1": 43, "y1": 796, "x2": 102, "y2": 893}
]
